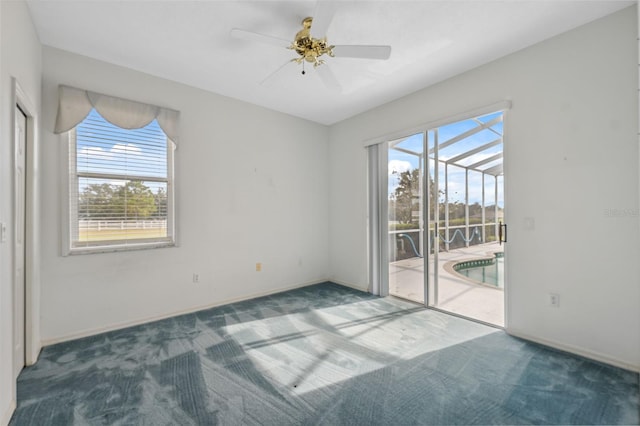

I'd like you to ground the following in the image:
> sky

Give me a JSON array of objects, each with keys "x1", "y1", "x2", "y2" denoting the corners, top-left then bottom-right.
[
  {"x1": 388, "y1": 111, "x2": 504, "y2": 208},
  {"x1": 76, "y1": 109, "x2": 169, "y2": 194},
  {"x1": 77, "y1": 108, "x2": 503, "y2": 208}
]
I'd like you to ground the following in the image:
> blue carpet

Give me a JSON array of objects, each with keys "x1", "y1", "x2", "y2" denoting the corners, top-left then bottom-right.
[{"x1": 10, "y1": 282, "x2": 639, "y2": 425}]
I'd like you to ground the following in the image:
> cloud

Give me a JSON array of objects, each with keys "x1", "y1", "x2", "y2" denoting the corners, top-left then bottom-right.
[
  {"x1": 388, "y1": 160, "x2": 414, "y2": 195},
  {"x1": 388, "y1": 159, "x2": 412, "y2": 176},
  {"x1": 77, "y1": 143, "x2": 146, "y2": 177},
  {"x1": 78, "y1": 143, "x2": 143, "y2": 161},
  {"x1": 78, "y1": 146, "x2": 109, "y2": 159},
  {"x1": 111, "y1": 143, "x2": 142, "y2": 156}
]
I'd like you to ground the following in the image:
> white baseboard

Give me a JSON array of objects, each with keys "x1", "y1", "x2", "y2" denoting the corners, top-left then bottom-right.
[
  {"x1": 330, "y1": 279, "x2": 370, "y2": 293},
  {"x1": 506, "y1": 328, "x2": 639, "y2": 373},
  {"x1": 26, "y1": 340, "x2": 42, "y2": 367},
  {"x1": 42, "y1": 278, "x2": 332, "y2": 347},
  {"x1": 1, "y1": 399, "x2": 16, "y2": 426}
]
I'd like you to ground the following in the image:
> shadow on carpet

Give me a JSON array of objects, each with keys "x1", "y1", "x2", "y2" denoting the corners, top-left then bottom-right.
[{"x1": 10, "y1": 282, "x2": 640, "y2": 425}]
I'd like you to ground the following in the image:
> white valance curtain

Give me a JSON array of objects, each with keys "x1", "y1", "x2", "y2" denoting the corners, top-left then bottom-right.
[{"x1": 54, "y1": 85, "x2": 180, "y2": 143}]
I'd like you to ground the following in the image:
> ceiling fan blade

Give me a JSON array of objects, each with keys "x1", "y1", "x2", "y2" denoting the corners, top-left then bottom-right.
[
  {"x1": 310, "y1": 0, "x2": 338, "y2": 39},
  {"x1": 260, "y1": 61, "x2": 296, "y2": 87},
  {"x1": 230, "y1": 28, "x2": 290, "y2": 49},
  {"x1": 316, "y1": 64, "x2": 342, "y2": 93},
  {"x1": 332, "y1": 45, "x2": 392, "y2": 60}
]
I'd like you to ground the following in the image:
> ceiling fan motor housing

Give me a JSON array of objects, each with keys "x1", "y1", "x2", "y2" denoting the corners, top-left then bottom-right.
[{"x1": 291, "y1": 17, "x2": 334, "y2": 66}]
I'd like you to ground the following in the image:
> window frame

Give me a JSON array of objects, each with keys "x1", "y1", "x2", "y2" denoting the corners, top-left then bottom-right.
[{"x1": 61, "y1": 114, "x2": 176, "y2": 256}]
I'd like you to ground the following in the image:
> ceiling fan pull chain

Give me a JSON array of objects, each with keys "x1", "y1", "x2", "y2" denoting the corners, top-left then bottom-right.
[{"x1": 302, "y1": 61, "x2": 306, "y2": 75}]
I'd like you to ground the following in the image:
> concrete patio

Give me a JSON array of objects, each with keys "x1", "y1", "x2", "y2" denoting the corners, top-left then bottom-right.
[{"x1": 389, "y1": 242, "x2": 504, "y2": 326}]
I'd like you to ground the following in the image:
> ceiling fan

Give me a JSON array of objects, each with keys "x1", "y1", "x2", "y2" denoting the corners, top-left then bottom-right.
[{"x1": 230, "y1": 3, "x2": 392, "y2": 91}]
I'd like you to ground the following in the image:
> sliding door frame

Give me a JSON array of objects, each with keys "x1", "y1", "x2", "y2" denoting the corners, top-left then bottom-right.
[{"x1": 366, "y1": 101, "x2": 511, "y2": 323}]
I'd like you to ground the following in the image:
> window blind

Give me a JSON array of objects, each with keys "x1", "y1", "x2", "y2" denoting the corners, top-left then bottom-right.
[{"x1": 69, "y1": 108, "x2": 174, "y2": 250}]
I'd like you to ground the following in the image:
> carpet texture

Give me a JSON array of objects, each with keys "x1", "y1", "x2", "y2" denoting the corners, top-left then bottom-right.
[{"x1": 10, "y1": 282, "x2": 640, "y2": 425}]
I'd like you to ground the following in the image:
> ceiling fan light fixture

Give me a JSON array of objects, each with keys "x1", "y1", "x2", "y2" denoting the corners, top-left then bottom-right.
[
  {"x1": 230, "y1": 5, "x2": 391, "y2": 87},
  {"x1": 289, "y1": 17, "x2": 335, "y2": 69}
]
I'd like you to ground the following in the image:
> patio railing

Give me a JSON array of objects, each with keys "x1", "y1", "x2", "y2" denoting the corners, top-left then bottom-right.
[{"x1": 390, "y1": 223, "x2": 499, "y2": 261}]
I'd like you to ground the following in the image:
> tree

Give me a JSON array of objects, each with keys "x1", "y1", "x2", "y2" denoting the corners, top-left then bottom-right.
[
  {"x1": 79, "y1": 180, "x2": 158, "y2": 220},
  {"x1": 153, "y1": 187, "x2": 167, "y2": 219},
  {"x1": 78, "y1": 183, "x2": 116, "y2": 219},
  {"x1": 391, "y1": 168, "x2": 420, "y2": 224},
  {"x1": 115, "y1": 181, "x2": 156, "y2": 219},
  {"x1": 390, "y1": 168, "x2": 439, "y2": 224}
]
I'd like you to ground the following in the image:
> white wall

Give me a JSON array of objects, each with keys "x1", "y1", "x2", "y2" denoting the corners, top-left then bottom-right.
[
  {"x1": 0, "y1": 1, "x2": 42, "y2": 423},
  {"x1": 2, "y1": 11, "x2": 637, "y2": 426},
  {"x1": 329, "y1": 7, "x2": 640, "y2": 370},
  {"x1": 39, "y1": 47, "x2": 330, "y2": 343}
]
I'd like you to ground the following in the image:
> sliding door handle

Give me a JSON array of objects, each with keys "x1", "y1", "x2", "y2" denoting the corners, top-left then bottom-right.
[{"x1": 499, "y1": 222, "x2": 507, "y2": 245}]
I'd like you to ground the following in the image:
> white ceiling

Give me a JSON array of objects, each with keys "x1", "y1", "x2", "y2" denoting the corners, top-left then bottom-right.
[{"x1": 26, "y1": 0, "x2": 633, "y2": 125}]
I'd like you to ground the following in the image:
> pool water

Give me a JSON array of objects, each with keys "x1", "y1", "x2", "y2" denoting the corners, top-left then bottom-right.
[{"x1": 456, "y1": 255, "x2": 504, "y2": 288}]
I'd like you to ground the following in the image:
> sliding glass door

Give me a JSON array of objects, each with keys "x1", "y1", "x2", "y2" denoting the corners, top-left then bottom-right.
[
  {"x1": 387, "y1": 133, "x2": 426, "y2": 303},
  {"x1": 383, "y1": 109, "x2": 507, "y2": 327}
]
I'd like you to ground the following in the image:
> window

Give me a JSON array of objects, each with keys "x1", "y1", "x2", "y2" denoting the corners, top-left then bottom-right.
[{"x1": 55, "y1": 86, "x2": 179, "y2": 254}]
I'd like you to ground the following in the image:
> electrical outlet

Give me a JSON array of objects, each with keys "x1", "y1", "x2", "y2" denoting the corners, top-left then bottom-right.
[
  {"x1": 549, "y1": 293, "x2": 559, "y2": 308},
  {"x1": 256, "y1": 263, "x2": 262, "y2": 272},
  {"x1": 192, "y1": 273, "x2": 199, "y2": 283}
]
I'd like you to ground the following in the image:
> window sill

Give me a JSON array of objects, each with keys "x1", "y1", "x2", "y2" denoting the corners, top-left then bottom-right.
[{"x1": 65, "y1": 240, "x2": 176, "y2": 256}]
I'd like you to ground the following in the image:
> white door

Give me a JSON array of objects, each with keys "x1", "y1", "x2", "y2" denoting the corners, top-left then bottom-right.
[{"x1": 14, "y1": 105, "x2": 26, "y2": 378}]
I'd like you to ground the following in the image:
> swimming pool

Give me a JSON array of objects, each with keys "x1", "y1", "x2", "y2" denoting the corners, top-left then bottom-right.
[{"x1": 453, "y1": 253, "x2": 504, "y2": 288}]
